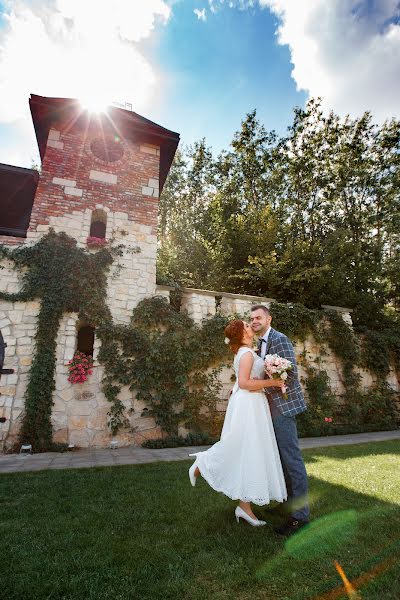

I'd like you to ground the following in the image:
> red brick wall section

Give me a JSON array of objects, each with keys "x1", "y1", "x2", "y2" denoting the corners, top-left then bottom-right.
[{"x1": 28, "y1": 124, "x2": 160, "y2": 236}]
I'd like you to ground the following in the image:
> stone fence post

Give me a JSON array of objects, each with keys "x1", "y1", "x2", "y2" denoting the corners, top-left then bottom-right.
[
  {"x1": 180, "y1": 288, "x2": 217, "y2": 324},
  {"x1": 219, "y1": 292, "x2": 275, "y2": 316},
  {"x1": 321, "y1": 305, "x2": 354, "y2": 328},
  {"x1": 155, "y1": 285, "x2": 174, "y2": 301}
]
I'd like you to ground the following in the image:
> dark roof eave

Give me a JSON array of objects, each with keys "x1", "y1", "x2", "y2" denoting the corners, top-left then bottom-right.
[
  {"x1": 0, "y1": 162, "x2": 40, "y2": 178},
  {"x1": 29, "y1": 94, "x2": 179, "y2": 191}
]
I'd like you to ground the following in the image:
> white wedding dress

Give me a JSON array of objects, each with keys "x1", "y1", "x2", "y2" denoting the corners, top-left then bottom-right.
[{"x1": 192, "y1": 347, "x2": 287, "y2": 506}]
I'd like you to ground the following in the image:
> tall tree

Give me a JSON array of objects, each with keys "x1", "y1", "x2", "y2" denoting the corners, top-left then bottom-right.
[{"x1": 158, "y1": 100, "x2": 400, "y2": 322}]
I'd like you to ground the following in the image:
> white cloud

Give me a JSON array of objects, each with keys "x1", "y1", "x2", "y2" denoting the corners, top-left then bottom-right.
[
  {"x1": 208, "y1": 0, "x2": 218, "y2": 14},
  {"x1": 194, "y1": 8, "x2": 207, "y2": 21},
  {"x1": 0, "y1": 0, "x2": 171, "y2": 165},
  {"x1": 260, "y1": 0, "x2": 400, "y2": 121},
  {"x1": 209, "y1": 0, "x2": 400, "y2": 121}
]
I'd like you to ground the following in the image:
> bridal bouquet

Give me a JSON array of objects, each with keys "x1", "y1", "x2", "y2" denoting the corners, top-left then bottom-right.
[{"x1": 264, "y1": 354, "x2": 293, "y2": 399}]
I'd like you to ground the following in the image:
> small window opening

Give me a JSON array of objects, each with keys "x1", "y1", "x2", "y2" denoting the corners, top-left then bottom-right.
[
  {"x1": 90, "y1": 209, "x2": 107, "y2": 239},
  {"x1": 77, "y1": 325, "x2": 95, "y2": 357}
]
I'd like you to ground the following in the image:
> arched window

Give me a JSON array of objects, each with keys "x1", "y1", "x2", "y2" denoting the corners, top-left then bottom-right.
[
  {"x1": 77, "y1": 325, "x2": 95, "y2": 357},
  {"x1": 90, "y1": 209, "x2": 107, "y2": 239}
]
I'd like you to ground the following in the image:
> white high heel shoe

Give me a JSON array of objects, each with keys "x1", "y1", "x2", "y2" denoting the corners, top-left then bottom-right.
[
  {"x1": 235, "y1": 506, "x2": 266, "y2": 527},
  {"x1": 188, "y1": 461, "x2": 198, "y2": 487}
]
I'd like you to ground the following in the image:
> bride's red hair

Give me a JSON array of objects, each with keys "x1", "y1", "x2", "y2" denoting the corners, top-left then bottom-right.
[{"x1": 224, "y1": 320, "x2": 245, "y2": 354}]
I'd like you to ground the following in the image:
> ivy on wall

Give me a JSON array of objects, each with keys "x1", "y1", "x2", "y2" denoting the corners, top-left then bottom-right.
[
  {"x1": 0, "y1": 231, "x2": 230, "y2": 450},
  {"x1": 0, "y1": 231, "x2": 399, "y2": 450},
  {"x1": 99, "y1": 297, "x2": 230, "y2": 436},
  {"x1": 0, "y1": 231, "x2": 116, "y2": 450},
  {"x1": 271, "y1": 302, "x2": 399, "y2": 435},
  {"x1": 268, "y1": 302, "x2": 322, "y2": 343}
]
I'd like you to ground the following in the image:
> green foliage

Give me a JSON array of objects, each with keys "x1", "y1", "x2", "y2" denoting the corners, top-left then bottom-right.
[
  {"x1": 360, "y1": 325, "x2": 400, "y2": 379},
  {"x1": 361, "y1": 330, "x2": 392, "y2": 378},
  {"x1": 323, "y1": 311, "x2": 361, "y2": 385},
  {"x1": 0, "y1": 231, "x2": 116, "y2": 451},
  {"x1": 100, "y1": 297, "x2": 231, "y2": 437},
  {"x1": 297, "y1": 367, "x2": 337, "y2": 437},
  {"x1": 358, "y1": 382, "x2": 399, "y2": 429},
  {"x1": 142, "y1": 431, "x2": 217, "y2": 449},
  {"x1": 313, "y1": 311, "x2": 398, "y2": 433},
  {"x1": 337, "y1": 383, "x2": 399, "y2": 433},
  {"x1": 269, "y1": 301, "x2": 321, "y2": 342},
  {"x1": 297, "y1": 367, "x2": 399, "y2": 436},
  {"x1": 159, "y1": 99, "x2": 400, "y2": 318}
]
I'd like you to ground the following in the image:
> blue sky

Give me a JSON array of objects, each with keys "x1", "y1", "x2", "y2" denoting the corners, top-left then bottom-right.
[
  {"x1": 0, "y1": 0, "x2": 399, "y2": 168},
  {"x1": 143, "y1": 1, "x2": 306, "y2": 151}
]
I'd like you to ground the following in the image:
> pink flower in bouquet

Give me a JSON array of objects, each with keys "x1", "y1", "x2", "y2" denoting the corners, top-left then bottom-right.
[
  {"x1": 264, "y1": 353, "x2": 293, "y2": 399},
  {"x1": 324, "y1": 417, "x2": 333, "y2": 423}
]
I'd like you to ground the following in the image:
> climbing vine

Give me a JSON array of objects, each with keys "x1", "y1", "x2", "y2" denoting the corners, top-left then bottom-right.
[
  {"x1": 0, "y1": 230, "x2": 398, "y2": 450},
  {"x1": 360, "y1": 326, "x2": 400, "y2": 380},
  {"x1": 269, "y1": 301, "x2": 322, "y2": 342},
  {"x1": 323, "y1": 311, "x2": 360, "y2": 385},
  {"x1": 0, "y1": 231, "x2": 116, "y2": 450},
  {"x1": 0, "y1": 231, "x2": 230, "y2": 449},
  {"x1": 297, "y1": 366, "x2": 337, "y2": 437},
  {"x1": 98, "y1": 297, "x2": 230, "y2": 436}
]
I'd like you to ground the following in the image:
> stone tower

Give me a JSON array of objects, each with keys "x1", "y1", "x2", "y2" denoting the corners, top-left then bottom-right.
[
  {"x1": 28, "y1": 94, "x2": 179, "y2": 322},
  {"x1": 0, "y1": 94, "x2": 179, "y2": 449}
]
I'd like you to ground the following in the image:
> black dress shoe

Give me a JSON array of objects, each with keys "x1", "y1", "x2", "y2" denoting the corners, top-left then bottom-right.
[{"x1": 274, "y1": 518, "x2": 309, "y2": 536}]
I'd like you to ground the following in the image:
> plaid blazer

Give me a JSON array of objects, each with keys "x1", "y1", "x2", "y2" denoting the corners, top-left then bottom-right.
[{"x1": 260, "y1": 328, "x2": 307, "y2": 417}]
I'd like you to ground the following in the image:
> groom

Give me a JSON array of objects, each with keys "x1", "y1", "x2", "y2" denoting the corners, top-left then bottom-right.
[{"x1": 250, "y1": 305, "x2": 310, "y2": 536}]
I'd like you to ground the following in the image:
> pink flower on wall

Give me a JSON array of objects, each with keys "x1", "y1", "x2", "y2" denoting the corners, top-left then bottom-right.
[
  {"x1": 86, "y1": 236, "x2": 107, "y2": 247},
  {"x1": 67, "y1": 351, "x2": 94, "y2": 384}
]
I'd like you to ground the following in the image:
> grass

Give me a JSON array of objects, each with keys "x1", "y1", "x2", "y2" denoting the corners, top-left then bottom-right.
[{"x1": 1, "y1": 440, "x2": 399, "y2": 600}]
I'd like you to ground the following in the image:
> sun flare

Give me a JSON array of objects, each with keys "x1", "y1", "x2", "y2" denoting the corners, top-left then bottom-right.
[{"x1": 79, "y1": 95, "x2": 111, "y2": 114}]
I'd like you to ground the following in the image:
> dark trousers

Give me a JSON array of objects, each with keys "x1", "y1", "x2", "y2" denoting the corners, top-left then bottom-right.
[{"x1": 272, "y1": 413, "x2": 310, "y2": 521}]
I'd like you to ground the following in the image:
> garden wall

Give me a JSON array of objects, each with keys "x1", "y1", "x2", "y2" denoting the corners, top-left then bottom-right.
[
  {"x1": 174, "y1": 287, "x2": 400, "y2": 424},
  {"x1": 1, "y1": 283, "x2": 399, "y2": 451}
]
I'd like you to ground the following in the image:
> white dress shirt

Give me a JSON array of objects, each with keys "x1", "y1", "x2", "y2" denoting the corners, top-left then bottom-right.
[{"x1": 259, "y1": 326, "x2": 271, "y2": 359}]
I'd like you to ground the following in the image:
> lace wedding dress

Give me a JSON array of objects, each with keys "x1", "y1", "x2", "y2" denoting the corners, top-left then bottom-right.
[{"x1": 192, "y1": 347, "x2": 287, "y2": 505}]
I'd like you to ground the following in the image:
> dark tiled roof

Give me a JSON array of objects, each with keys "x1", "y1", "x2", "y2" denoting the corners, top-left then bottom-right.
[{"x1": 0, "y1": 163, "x2": 39, "y2": 238}]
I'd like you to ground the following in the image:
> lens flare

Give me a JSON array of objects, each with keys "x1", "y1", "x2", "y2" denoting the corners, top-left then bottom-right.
[
  {"x1": 285, "y1": 510, "x2": 358, "y2": 560},
  {"x1": 310, "y1": 556, "x2": 397, "y2": 600},
  {"x1": 334, "y1": 562, "x2": 362, "y2": 599}
]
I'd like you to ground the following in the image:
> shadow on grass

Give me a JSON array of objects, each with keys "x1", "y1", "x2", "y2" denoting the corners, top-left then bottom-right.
[{"x1": 0, "y1": 441, "x2": 399, "y2": 600}]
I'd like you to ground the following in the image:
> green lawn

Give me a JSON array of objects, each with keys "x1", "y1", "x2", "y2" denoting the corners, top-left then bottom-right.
[{"x1": 1, "y1": 441, "x2": 399, "y2": 600}]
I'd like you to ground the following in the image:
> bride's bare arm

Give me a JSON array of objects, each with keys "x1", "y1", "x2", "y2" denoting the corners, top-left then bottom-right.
[{"x1": 238, "y1": 352, "x2": 284, "y2": 391}]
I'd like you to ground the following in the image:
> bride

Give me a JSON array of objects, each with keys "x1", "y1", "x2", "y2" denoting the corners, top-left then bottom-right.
[{"x1": 189, "y1": 319, "x2": 287, "y2": 526}]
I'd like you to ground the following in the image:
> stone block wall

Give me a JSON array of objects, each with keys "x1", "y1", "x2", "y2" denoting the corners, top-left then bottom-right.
[
  {"x1": 0, "y1": 298, "x2": 39, "y2": 447},
  {"x1": 180, "y1": 288, "x2": 275, "y2": 324},
  {"x1": 0, "y1": 116, "x2": 163, "y2": 449},
  {"x1": 1, "y1": 281, "x2": 399, "y2": 450},
  {"x1": 181, "y1": 288, "x2": 217, "y2": 322},
  {"x1": 176, "y1": 287, "x2": 400, "y2": 419}
]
